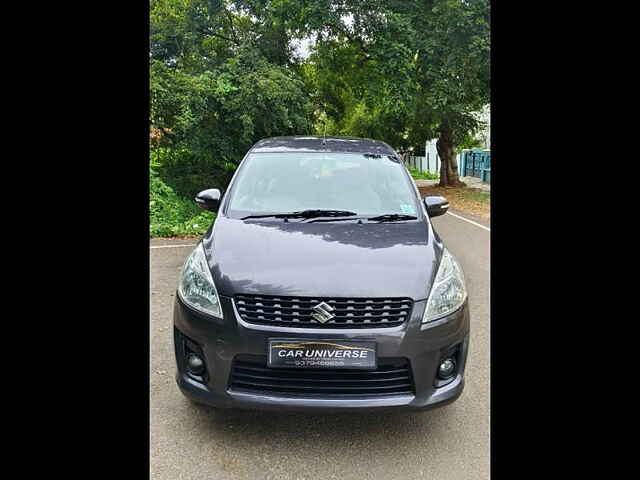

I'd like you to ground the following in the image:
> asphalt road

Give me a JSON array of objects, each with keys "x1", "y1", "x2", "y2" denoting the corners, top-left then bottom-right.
[{"x1": 150, "y1": 211, "x2": 490, "y2": 480}]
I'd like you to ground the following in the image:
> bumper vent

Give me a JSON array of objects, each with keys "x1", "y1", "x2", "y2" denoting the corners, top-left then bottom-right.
[
  {"x1": 229, "y1": 355, "x2": 415, "y2": 397},
  {"x1": 234, "y1": 294, "x2": 413, "y2": 328}
]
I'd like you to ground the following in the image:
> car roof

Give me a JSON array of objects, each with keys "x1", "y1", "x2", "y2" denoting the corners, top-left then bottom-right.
[{"x1": 249, "y1": 136, "x2": 397, "y2": 156}]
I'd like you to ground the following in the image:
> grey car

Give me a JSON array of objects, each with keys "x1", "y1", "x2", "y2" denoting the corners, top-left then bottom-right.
[{"x1": 173, "y1": 136, "x2": 469, "y2": 412}]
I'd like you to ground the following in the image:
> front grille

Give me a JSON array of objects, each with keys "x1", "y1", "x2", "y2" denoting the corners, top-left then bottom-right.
[
  {"x1": 229, "y1": 355, "x2": 415, "y2": 396},
  {"x1": 234, "y1": 294, "x2": 413, "y2": 328}
]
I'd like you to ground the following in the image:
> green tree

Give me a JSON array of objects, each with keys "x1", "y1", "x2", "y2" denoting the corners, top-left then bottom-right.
[
  {"x1": 148, "y1": 0, "x2": 490, "y2": 238},
  {"x1": 150, "y1": 0, "x2": 314, "y2": 195},
  {"x1": 414, "y1": 0, "x2": 490, "y2": 186},
  {"x1": 289, "y1": 0, "x2": 490, "y2": 186}
]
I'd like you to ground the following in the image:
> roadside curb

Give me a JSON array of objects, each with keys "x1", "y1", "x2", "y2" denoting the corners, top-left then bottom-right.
[{"x1": 150, "y1": 236, "x2": 200, "y2": 248}]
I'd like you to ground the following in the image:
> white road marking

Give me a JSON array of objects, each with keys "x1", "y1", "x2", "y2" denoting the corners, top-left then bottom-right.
[
  {"x1": 150, "y1": 244, "x2": 197, "y2": 250},
  {"x1": 446, "y1": 211, "x2": 490, "y2": 232}
]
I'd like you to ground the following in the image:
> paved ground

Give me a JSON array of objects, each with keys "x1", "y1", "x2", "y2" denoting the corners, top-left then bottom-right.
[
  {"x1": 150, "y1": 212, "x2": 490, "y2": 480},
  {"x1": 415, "y1": 177, "x2": 490, "y2": 192},
  {"x1": 459, "y1": 176, "x2": 490, "y2": 192}
]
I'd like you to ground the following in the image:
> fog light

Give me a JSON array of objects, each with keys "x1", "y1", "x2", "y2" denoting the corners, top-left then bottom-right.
[
  {"x1": 187, "y1": 353, "x2": 205, "y2": 375},
  {"x1": 438, "y1": 358, "x2": 456, "y2": 379}
]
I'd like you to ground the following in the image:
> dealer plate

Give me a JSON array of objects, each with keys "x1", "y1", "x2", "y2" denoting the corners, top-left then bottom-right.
[{"x1": 267, "y1": 339, "x2": 377, "y2": 370}]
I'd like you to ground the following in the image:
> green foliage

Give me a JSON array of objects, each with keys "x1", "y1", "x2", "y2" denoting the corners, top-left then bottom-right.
[
  {"x1": 413, "y1": 0, "x2": 491, "y2": 144},
  {"x1": 150, "y1": 158, "x2": 215, "y2": 237},
  {"x1": 408, "y1": 167, "x2": 439, "y2": 181},
  {"x1": 149, "y1": 0, "x2": 490, "y2": 235},
  {"x1": 150, "y1": 52, "x2": 313, "y2": 187},
  {"x1": 298, "y1": 0, "x2": 490, "y2": 151},
  {"x1": 457, "y1": 132, "x2": 485, "y2": 151},
  {"x1": 150, "y1": 0, "x2": 315, "y2": 236},
  {"x1": 151, "y1": 0, "x2": 314, "y2": 161}
]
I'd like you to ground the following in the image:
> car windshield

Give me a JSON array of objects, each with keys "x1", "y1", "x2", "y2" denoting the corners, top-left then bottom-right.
[{"x1": 226, "y1": 152, "x2": 420, "y2": 218}]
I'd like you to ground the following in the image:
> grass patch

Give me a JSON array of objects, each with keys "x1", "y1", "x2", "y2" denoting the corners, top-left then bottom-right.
[
  {"x1": 408, "y1": 167, "x2": 439, "y2": 180},
  {"x1": 461, "y1": 190, "x2": 490, "y2": 202}
]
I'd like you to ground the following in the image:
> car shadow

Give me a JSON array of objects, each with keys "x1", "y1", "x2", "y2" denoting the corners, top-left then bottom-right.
[{"x1": 189, "y1": 400, "x2": 455, "y2": 450}]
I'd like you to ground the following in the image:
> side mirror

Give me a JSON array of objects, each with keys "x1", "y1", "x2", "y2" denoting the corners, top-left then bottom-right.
[
  {"x1": 195, "y1": 188, "x2": 221, "y2": 212},
  {"x1": 424, "y1": 196, "x2": 449, "y2": 217}
]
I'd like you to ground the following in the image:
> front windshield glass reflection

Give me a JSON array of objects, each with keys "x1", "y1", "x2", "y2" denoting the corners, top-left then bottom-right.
[{"x1": 227, "y1": 153, "x2": 419, "y2": 218}]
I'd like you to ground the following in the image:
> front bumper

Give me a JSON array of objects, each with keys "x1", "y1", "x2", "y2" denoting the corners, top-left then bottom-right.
[{"x1": 173, "y1": 295, "x2": 470, "y2": 412}]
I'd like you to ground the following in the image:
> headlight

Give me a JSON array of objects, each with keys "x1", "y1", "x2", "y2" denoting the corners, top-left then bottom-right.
[
  {"x1": 423, "y1": 248, "x2": 467, "y2": 323},
  {"x1": 178, "y1": 243, "x2": 222, "y2": 318}
]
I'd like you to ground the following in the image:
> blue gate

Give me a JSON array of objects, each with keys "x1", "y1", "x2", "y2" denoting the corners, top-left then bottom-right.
[{"x1": 460, "y1": 149, "x2": 491, "y2": 183}]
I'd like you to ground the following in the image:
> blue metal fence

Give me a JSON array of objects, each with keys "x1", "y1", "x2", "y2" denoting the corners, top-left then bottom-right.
[{"x1": 459, "y1": 149, "x2": 491, "y2": 183}]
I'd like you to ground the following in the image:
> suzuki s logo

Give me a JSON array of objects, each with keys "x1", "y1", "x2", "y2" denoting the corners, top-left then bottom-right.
[{"x1": 311, "y1": 302, "x2": 336, "y2": 323}]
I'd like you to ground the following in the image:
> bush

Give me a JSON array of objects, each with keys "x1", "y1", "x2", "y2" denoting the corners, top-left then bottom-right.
[{"x1": 150, "y1": 163, "x2": 216, "y2": 237}]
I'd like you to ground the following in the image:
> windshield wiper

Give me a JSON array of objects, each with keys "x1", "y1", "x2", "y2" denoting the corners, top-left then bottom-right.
[
  {"x1": 305, "y1": 216, "x2": 366, "y2": 223},
  {"x1": 367, "y1": 213, "x2": 418, "y2": 222},
  {"x1": 241, "y1": 209, "x2": 358, "y2": 221}
]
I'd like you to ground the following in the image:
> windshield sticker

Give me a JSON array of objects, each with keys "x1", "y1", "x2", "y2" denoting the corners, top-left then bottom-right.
[{"x1": 400, "y1": 204, "x2": 416, "y2": 214}]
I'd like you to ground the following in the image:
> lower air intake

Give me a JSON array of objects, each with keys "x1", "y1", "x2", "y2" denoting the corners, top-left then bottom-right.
[{"x1": 229, "y1": 355, "x2": 415, "y2": 397}]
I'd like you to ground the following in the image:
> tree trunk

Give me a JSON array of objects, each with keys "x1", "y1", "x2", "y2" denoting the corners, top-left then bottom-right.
[{"x1": 437, "y1": 124, "x2": 465, "y2": 187}]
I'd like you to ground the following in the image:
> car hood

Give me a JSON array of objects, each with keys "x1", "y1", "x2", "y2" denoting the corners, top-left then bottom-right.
[{"x1": 202, "y1": 216, "x2": 442, "y2": 300}]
